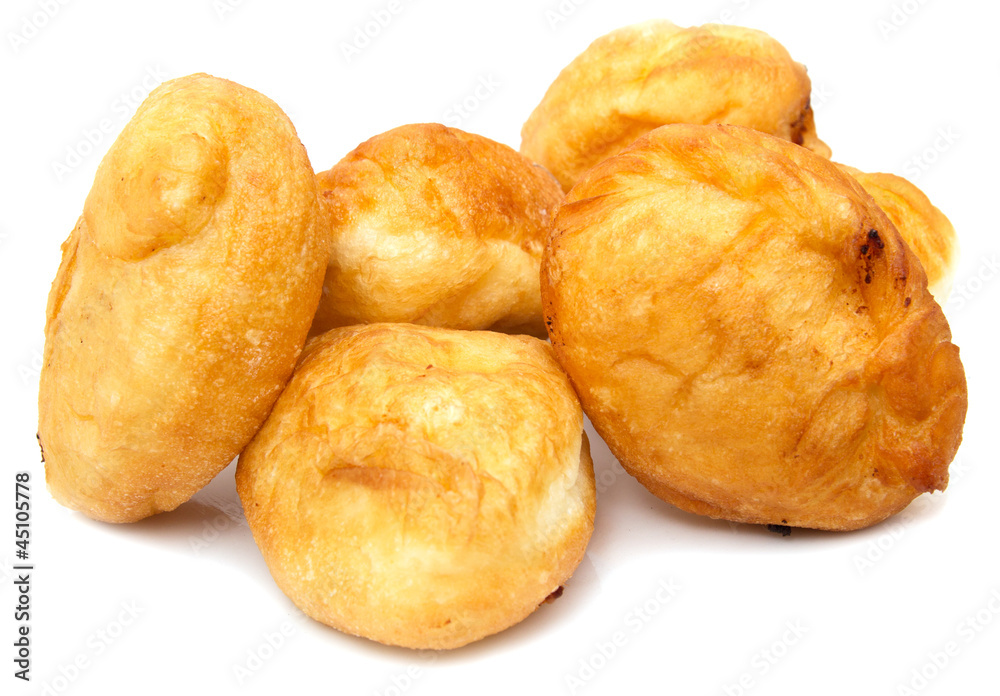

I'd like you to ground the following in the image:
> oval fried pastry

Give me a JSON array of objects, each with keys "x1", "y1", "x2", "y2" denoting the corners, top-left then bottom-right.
[
  {"x1": 542, "y1": 123, "x2": 967, "y2": 531},
  {"x1": 236, "y1": 323, "x2": 595, "y2": 649},
  {"x1": 312, "y1": 123, "x2": 563, "y2": 338},
  {"x1": 38, "y1": 74, "x2": 329, "y2": 523},
  {"x1": 521, "y1": 20, "x2": 830, "y2": 192}
]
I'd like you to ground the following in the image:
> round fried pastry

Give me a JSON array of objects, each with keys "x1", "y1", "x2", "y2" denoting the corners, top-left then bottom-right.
[
  {"x1": 541, "y1": 123, "x2": 967, "y2": 531},
  {"x1": 38, "y1": 74, "x2": 328, "y2": 523},
  {"x1": 236, "y1": 323, "x2": 595, "y2": 649},
  {"x1": 521, "y1": 20, "x2": 830, "y2": 192},
  {"x1": 312, "y1": 123, "x2": 563, "y2": 338}
]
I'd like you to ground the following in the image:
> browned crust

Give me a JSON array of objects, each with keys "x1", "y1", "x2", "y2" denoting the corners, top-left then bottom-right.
[
  {"x1": 38, "y1": 74, "x2": 329, "y2": 523},
  {"x1": 541, "y1": 123, "x2": 966, "y2": 531},
  {"x1": 837, "y1": 164, "x2": 958, "y2": 303},
  {"x1": 311, "y1": 123, "x2": 564, "y2": 338},
  {"x1": 237, "y1": 324, "x2": 596, "y2": 649},
  {"x1": 521, "y1": 20, "x2": 831, "y2": 192}
]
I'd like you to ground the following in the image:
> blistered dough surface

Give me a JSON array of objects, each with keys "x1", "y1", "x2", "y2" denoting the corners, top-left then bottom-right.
[
  {"x1": 542, "y1": 123, "x2": 966, "y2": 530},
  {"x1": 521, "y1": 20, "x2": 830, "y2": 192},
  {"x1": 38, "y1": 74, "x2": 328, "y2": 523},
  {"x1": 312, "y1": 123, "x2": 563, "y2": 338},
  {"x1": 838, "y1": 165, "x2": 958, "y2": 304},
  {"x1": 237, "y1": 324, "x2": 595, "y2": 649}
]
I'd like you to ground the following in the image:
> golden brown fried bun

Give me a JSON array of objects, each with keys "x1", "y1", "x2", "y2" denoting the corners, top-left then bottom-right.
[
  {"x1": 838, "y1": 165, "x2": 958, "y2": 304},
  {"x1": 521, "y1": 20, "x2": 830, "y2": 192},
  {"x1": 311, "y1": 123, "x2": 563, "y2": 338},
  {"x1": 236, "y1": 324, "x2": 595, "y2": 649},
  {"x1": 38, "y1": 74, "x2": 328, "y2": 523},
  {"x1": 542, "y1": 123, "x2": 967, "y2": 531}
]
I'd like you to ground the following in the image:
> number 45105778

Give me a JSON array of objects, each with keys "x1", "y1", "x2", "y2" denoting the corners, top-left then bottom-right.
[{"x1": 15, "y1": 472, "x2": 30, "y2": 559}]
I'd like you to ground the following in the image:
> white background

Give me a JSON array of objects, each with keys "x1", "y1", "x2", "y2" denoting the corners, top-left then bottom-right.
[{"x1": 2, "y1": 0, "x2": 998, "y2": 694}]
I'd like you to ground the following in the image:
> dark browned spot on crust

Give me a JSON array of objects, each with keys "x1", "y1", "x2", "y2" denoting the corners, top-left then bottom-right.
[
  {"x1": 542, "y1": 586, "x2": 565, "y2": 604},
  {"x1": 36, "y1": 432, "x2": 45, "y2": 463},
  {"x1": 868, "y1": 228, "x2": 884, "y2": 249},
  {"x1": 860, "y1": 229, "x2": 884, "y2": 286},
  {"x1": 860, "y1": 230, "x2": 884, "y2": 258},
  {"x1": 904, "y1": 297, "x2": 912, "y2": 307},
  {"x1": 789, "y1": 100, "x2": 812, "y2": 146}
]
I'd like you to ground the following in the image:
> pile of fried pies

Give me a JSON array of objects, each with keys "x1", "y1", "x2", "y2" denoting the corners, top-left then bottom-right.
[{"x1": 37, "y1": 20, "x2": 966, "y2": 649}]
